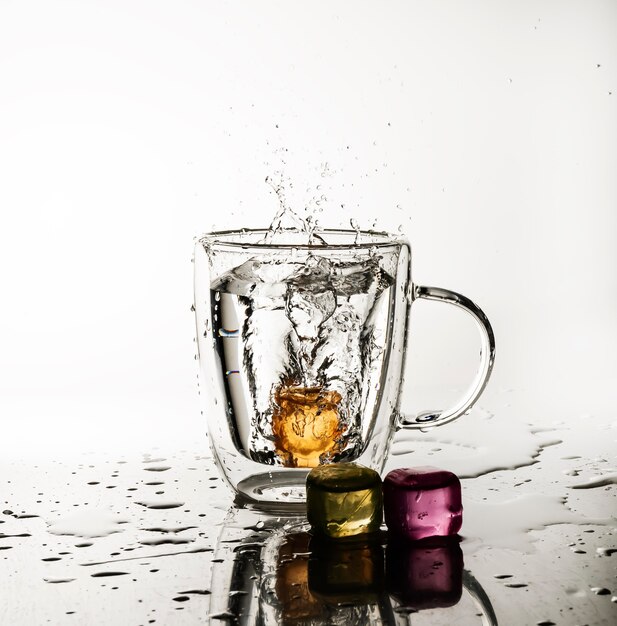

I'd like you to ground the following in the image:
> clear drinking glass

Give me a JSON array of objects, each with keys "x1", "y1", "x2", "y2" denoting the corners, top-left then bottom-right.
[{"x1": 193, "y1": 229, "x2": 494, "y2": 510}]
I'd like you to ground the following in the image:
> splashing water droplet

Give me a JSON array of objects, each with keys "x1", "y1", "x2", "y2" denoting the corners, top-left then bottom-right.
[{"x1": 135, "y1": 501, "x2": 185, "y2": 510}]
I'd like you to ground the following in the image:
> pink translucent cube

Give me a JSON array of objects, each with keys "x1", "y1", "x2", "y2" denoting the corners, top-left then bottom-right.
[{"x1": 383, "y1": 467, "x2": 462, "y2": 540}]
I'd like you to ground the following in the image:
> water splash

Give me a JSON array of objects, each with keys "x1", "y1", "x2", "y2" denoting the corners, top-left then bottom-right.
[
  {"x1": 138, "y1": 537, "x2": 194, "y2": 546},
  {"x1": 462, "y1": 493, "x2": 610, "y2": 553},
  {"x1": 142, "y1": 465, "x2": 171, "y2": 472},
  {"x1": 569, "y1": 473, "x2": 617, "y2": 489},
  {"x1": 44, "y1": 578, "x2": 75, "y2": 584},
  {"x1": 81, "y1": 546, "x2": 213, "y2": 567},
  {"x1": 390, "y1": 410, "x2": 563, "y2": 479},
  {"x1": 590, "y1": 587, "x2": 611, "y2": 595},
  {"x1": 134, "y1": 501, "x2": 185, "y2": 510},
  {"x1": 263, "y1": 173, "x2": 319, "y2": 244},
  {"x1": 47, "y1": 510, "x2": 129, "y2": 538},
  {"x1": 140, "y1": 526, "x2": 197, "y2": 534}
]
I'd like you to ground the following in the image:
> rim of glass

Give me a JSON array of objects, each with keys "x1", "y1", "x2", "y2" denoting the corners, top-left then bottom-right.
[{"x1": 198, "y1": 228, "x2": 407, "y2": 250}]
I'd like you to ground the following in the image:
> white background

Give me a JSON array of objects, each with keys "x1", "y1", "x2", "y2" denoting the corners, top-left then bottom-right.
[{"x1": 1, "y1": 1, "x2": 615, "y2": 458}]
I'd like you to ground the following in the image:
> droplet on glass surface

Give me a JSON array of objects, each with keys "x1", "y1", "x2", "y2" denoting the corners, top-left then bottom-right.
[{"x1": 590, "y1": 587, "x2": 611, "y2": 595}]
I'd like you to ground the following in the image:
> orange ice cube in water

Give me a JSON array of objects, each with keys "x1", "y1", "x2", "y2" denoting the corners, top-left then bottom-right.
[{"x1": 272, "y1": 385, "x2": 344, "y2": 468}]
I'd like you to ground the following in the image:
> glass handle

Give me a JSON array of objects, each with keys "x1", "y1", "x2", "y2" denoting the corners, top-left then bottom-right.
[
  {"x1": 400, "y1": 285, "x2": 496, "y2": 429},
  {"x1": 463, "y1": 570, "x2": 500, "y2": 625}
]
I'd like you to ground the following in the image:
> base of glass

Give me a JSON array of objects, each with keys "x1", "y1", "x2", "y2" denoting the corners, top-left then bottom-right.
[{"x1": 235, "y1": 470, "x2": 309, "y2": 514}]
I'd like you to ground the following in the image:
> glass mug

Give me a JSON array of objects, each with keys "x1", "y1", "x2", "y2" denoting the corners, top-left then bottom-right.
[{"x1": 193, "y1": 229, "x2": 495, "y2": 510}]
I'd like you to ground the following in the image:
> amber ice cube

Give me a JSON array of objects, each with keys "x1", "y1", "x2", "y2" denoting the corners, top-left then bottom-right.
[
  {"x1": 272, "y1": 385, "x2": 344, "y2": 468},
  {"x1": 306, "y1": 462, "x2": 383, "y2": 539}
]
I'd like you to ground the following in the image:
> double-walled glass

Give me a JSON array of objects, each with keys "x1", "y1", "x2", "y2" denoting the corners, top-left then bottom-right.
[{"x1": 194, "y1": 229, "x2": 494, "y2": 510}]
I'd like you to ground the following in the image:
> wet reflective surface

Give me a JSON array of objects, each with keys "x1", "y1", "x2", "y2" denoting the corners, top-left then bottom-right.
[{"x1": 1, "y1": 403, "x2": 615, "y2": 624}]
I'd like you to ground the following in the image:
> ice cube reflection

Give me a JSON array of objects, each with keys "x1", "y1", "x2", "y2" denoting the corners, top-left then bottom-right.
[
  {"x1": 207, "y1": 508, "x2": 498, "y2": 625},
  {"x1": 386, "y1": 536, "x2": 463, "y2": 610}
]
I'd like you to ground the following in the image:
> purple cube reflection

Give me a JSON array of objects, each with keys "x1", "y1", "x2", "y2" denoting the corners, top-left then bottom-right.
[{"x1": 386, "y1": 536, "x2": 463, "y2": 610}]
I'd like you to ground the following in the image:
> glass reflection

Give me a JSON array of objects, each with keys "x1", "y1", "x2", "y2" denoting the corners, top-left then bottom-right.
[
  {"x1": 208, "y1": 508, "x2": 497, "y2": 625},
  {"x1": 271, "y1": 532, "x2": 328, "y2": 624},
  {"x1": 260, "y1": 530, "x2": 391, "y2": 625}
]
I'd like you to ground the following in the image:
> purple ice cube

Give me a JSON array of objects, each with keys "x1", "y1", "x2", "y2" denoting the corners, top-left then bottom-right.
[{"x1": 383, "y1": 467, "x2": 462, "y2": 540}]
